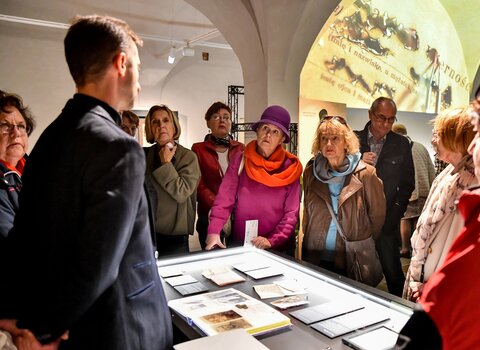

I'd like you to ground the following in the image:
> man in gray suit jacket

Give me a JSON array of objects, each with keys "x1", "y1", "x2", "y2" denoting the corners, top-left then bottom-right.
[{"x1": 3, "y1": 15, "x2": 173, "y2": 349}]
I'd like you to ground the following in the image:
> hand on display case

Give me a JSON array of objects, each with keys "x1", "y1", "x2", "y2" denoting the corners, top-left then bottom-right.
[{"x1": 205, "y1": 234, "x2": 226, "y2": 250}]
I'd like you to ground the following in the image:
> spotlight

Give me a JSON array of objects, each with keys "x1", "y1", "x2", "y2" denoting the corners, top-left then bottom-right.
[
  {"x1": 168, "y1": 46, "x2": 176, "y2": 64},
  {"x1": 182, "y1": 47, "x2": 195, "y2": 57}
]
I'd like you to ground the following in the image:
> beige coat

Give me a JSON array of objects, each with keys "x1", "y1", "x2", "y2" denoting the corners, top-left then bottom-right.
[{"x1": 302, "y1": 160, "x2": 386, "y2": 270}]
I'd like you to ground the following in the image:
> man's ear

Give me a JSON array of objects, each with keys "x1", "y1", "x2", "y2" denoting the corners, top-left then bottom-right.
[
  {"x1": 113, "y1": 51, "x2": 128, "y2": 77},
  {"x1": 368, "y1": 109, "x2": 374, "y2": 121}
]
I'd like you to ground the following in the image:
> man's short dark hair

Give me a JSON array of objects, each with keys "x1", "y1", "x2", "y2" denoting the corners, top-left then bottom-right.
[
  {"x1": 205, "y1": 102, "x2": 232, "y2": 120},
  {"x1": 64, "y1": 15, "x2": 143, "y2": 86},
  {"x1": 0, "y1": 91, "x2": 36, "y2": 135},
  {"x1": 370, "y1": 96, "x2": 397, "y2": 115}
]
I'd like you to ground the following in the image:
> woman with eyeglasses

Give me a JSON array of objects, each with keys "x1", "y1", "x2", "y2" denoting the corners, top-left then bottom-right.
[
  {"x1": 302, "y1": 116, "x2": 386, "y2": 284},
  {"x1": 192, "y1": 102, "x2": 244, "y2": 249},
  {"x1": 144, "y1": 104, "x2": 200, "y2": 257},
  {"x1": 205, "y1": 105, "x2": 302, "y2": 252},
  {"x1": 0, "y1": 92, "x2": 35, "y2": 239},
  {"x1": 403, "y1": 107, "x2": 476, "y2": 302}
]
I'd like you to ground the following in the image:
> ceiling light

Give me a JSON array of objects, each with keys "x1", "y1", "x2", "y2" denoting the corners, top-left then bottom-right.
[
  {"x1": 182, "y1": 47, "x2": 195, "y2": 57},
  {"x1": 168, "y1": 46, "x2": 176, "y2": 64}
]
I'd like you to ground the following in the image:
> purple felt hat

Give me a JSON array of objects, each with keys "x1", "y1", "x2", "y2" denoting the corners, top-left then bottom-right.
[{"x1": 251, "y1": 105, "x2": 291, "y2": 143}]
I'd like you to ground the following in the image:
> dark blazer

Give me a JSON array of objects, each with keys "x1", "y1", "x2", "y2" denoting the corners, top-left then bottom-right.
[
  {"x1": 7, "y1": 94, "x2": 172, "y2": 350},
  {"x1": 355, "y1": 121, "x2": 415, "y2": 233}
]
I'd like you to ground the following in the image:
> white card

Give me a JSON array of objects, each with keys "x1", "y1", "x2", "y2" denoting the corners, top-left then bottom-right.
[
  {"x1": 164, "y1": 274, "x2": 198, "y2": 287},
  {"x1": 244, "y1": 220, "x2": 258, "y2": 246}
]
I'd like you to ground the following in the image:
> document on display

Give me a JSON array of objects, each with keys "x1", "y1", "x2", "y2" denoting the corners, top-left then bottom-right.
[{"x1": 244, "y1": 220, "x2": 258, "y2": 247}]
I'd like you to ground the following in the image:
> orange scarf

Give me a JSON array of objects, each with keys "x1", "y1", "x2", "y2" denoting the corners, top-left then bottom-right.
[
  {"x1": 244, "y1": 140, "x2": 302, "y2": 187},
  {"x1": 0, "y1": 157, "x2": 26, "y2": 176}
]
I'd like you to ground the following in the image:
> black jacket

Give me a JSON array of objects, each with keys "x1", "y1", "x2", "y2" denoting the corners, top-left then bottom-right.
[
  {"x1": 355, "y1": 121, "x2": 415, "y2": 234},
  {"x1": 7, "y1": 94, "x2": 173, "y2": 349}
]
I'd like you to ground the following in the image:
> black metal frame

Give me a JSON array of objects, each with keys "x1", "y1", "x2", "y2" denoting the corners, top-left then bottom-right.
[{"x1": 227, "y1": 85, "x2": 298, "y2": 155}]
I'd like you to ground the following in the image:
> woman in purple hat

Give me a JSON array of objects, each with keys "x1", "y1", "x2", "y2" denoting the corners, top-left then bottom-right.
[{"x1": 205, "y1": 105, "x2": 303, "y2": 252}]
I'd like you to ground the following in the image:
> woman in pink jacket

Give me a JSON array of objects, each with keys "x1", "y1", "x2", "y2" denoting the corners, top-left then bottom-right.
[{"x1": 205, "y1": 105, "x2": 302, "y2": 252}]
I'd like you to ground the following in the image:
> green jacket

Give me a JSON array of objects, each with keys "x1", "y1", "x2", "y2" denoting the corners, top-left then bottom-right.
[{"x1": 145, "y1": 143, "x2": 200, "y2": 236}]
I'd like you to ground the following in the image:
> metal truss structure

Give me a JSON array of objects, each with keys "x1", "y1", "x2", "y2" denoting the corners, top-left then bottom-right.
[{"x1": 227, "y1": 85, "x2": 298, "y2": 155}]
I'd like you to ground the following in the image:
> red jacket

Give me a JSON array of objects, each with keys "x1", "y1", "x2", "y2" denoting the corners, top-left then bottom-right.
[
  {"x1": 192, "y1": 138, "x2": 244, "y2": 215},
  {"x1": 419, "y1": 187, "x2": 480, "y2": 350}
]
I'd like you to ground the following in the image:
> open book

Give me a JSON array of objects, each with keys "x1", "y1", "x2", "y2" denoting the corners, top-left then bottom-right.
[
  {"x1": 168, "y1": 288, "x2": 292, "y2": 337},
  {"x1": 202, "y1": 266, "x2": 246, "y2": 286}
]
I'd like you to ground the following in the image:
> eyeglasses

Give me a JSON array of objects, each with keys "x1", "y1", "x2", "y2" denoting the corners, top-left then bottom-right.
[
  {"x1": 211, "y1": 113, "x2": 231, "y2": 121},
  {"x1": 321, "y1": 115, "x2": 347, "y2": 125},
  {"x1": 372, "y1": 111, "x2": 397, "y2": 124},
  {"x1": 0, "y1": 122, "x2": 27, "y2": 135}
]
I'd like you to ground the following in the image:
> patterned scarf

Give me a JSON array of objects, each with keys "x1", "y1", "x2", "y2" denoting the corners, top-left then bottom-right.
[
  {"x1": 243, "y1": 140, "x2": 302, "y2": 187},
  {"x1": 209, "y1": 134, "x2": 230, "y2": 147},
  {"x1": 405, "y1": 155, "x2": 476, "y2": 299}
]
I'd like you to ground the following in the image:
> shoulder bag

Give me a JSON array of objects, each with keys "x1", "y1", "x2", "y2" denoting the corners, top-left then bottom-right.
[{"x1": 325, "y1": 201, "x2": 384, "y2": 287}]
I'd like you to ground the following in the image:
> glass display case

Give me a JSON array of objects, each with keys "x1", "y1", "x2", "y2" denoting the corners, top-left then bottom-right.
[{"x1": 157, "y1": 247, "x2": 413, "y2": 349}]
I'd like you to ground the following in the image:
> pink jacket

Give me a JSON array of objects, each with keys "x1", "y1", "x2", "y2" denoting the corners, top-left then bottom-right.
[{"x1": 208, "y1": 152, "x2": 301, "y2": 249}]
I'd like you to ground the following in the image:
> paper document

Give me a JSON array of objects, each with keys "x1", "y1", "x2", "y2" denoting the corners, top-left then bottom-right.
[{"x1": 244, "y1": 220, "x2": 258, "y2": 246}]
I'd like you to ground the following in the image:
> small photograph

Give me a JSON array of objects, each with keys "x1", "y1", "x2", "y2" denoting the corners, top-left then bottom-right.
[
  {"x1": 213, "y1": 318, "x2": 253, "y2": 333},
  {"x1": 201, "y1": 310, "x2": 242, "y2": 324}
]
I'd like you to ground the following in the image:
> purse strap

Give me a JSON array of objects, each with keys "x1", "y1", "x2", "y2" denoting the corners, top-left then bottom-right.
[{"x1": 325, "y1": 201, "x2": 348, "y2": 242}]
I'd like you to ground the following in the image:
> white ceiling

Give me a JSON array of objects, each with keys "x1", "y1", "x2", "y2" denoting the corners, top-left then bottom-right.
[{"x1": 1, "y1": 0, "x2": 231, "y2": 71}]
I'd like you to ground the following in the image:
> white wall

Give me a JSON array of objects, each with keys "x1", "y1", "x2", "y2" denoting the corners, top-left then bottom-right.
[
  {"x1": 154, "y1": 48, "x2": 244, "y2": 149},
  {"x1": 0, "y1": 22, "x2": 74, "y2": 150},
  {"x1": 0, "y1": 23, "x2": 244, "y2": 151}
]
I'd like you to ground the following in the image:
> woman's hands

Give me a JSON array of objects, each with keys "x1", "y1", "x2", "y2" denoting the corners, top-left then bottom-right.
[
  {"x1": 251, "y1": 236, "x2": 272, "y2": 250},
  {"x1": 0, "y1": 319, "x2": 69, "y2": 350},
  {"x1": 205, "y1": 234, "x2": 226, "y2": 250},
  {"x1": 410, "y1": 283, "x2": 425, "y2": 302},
  {"x1": 158, "y1": 142, "x2": 177, "y2": 164},
  {"x1": 205, "y1": 235, "x2": 272, "y2": 250}
]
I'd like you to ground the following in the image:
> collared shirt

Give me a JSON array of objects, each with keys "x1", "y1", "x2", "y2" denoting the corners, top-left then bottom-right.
[{"x1": 367, "y1": 127, "x2": 386, "y2": 166}]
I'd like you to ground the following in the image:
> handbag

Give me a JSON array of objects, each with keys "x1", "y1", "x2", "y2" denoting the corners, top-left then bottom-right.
[{"x1": 325, "y1": 202, "x2": 384, "y2": 287}]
